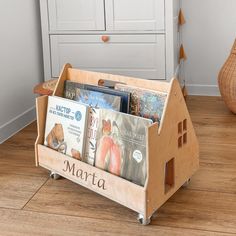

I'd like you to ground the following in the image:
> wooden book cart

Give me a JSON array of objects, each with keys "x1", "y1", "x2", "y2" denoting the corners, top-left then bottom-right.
[{"x1": 35, "y1": 64, "x2": 199, "y2": 225}]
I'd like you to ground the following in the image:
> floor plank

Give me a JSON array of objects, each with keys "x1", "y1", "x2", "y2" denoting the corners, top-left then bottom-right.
[
  {"x1": 24, "y1": 178, "x2": 137, "y2": 222},
  {"x1": 0, "y1": 122, "x2": 48, "y2": 209},
  {"x1": 0, "y1": 208, "x2": 232, "y2": 236},
  {"x1": 0, "y1": 122, "x2": 47, "y2": 177},
  {"x1": 188, "y1": 162, "x2": 236, "y2": 194},
  {"x1": 154, "y1": 189, "x2": 236, "y2": 234},
  {"x1": 199, "y1": 143, "x2": 236, "y2": 165},
  {"x1": 186, "y1": 96, "x2": 231, "y2": 116},
  {"x1": 194, "y1": 125, "x2": 236, "y2": 145},
  {"x1": 0, "y1": 174, "x2": 47, "y2": 209},
  {"x1": 24, "y1": 175, "x2": 236, "y2": 234}
]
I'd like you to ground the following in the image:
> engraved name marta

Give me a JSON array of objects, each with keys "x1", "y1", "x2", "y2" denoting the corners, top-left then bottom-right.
[{"x1": 63, "y1": 160, "x2": 106, "y2": 190}]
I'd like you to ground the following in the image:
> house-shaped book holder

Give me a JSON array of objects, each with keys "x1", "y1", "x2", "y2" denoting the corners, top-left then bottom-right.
[{"x1": 35, "y1": 64, "x2": 199, "y2": 225}]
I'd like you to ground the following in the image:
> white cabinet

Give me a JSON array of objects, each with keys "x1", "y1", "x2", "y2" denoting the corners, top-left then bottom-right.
[
  {"x1": 51, "y1": 34, "x2": 165, "y2": 79},
  {"x1": 105, "y1": 0, "x2": 165, "y2": 31},
  {"x1": 48, "y1": 0, "x2": 105, "y2": 31},
  {"x1": 40, "y1": 0, "x2": 181, "y2": 81}
]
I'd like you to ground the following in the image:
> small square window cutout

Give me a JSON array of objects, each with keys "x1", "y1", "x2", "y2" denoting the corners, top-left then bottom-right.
[
  {"x1": 178, "y1": 122, "x2": 182, "y2": 134},
  {"x1": 183, "y1": 133, "x2": 187, "y2": 144},
  {"x1": 178, "y1": 136, "x2": 182, "y2": 148},
  {"x1": 183, "y1": 119, "x2": 187, "y2": 131}
]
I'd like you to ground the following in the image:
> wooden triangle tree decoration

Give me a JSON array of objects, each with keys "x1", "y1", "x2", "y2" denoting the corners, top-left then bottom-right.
[
  {"x1": 178, "y1": 9, "x2": 186, "y2": 25},
  {"x1": 179, "y1": 44, "x2": 187, "y2": 63}
]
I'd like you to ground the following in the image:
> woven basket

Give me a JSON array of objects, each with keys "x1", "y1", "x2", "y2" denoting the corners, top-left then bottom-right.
[{"x1": 218, "y1": 40, "x2": 236, "y2": 113}]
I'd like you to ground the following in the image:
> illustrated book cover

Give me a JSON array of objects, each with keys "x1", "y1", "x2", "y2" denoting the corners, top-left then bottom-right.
[
  {"x1": 75, "y1": 88, "x2": 121, "y2": 111},
  {"x1": 63, "y1": 80, "x2": 86, "y2": 100},
  {"x1": 115, "y1": 84, "x2": 167, "y2": 124},
  {"x1": 44, "y1": 96, "x2": 88, "y2": 161},
  {"x1": 95, "y1": 109, "x2": 153, "y2": 186},
  {"x1": 64, "y1": 80, "x2": 130, "y2": 113}
]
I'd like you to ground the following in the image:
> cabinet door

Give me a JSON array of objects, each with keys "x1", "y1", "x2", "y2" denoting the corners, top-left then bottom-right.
[
  {"x1": 48, "y1": 0, "x2": 105, "y2": 31},
  {"x1": 105, "y1": 0, "x2": 165, "y2": 31},
  {"x1": 50, "y1": 35, "x2": 166, "y2": 80}
]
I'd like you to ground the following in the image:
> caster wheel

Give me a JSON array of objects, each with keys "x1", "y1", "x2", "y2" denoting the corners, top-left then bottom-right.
[
  {"x1": 50, "y1": 172, "x2": 61, "y2": 180},
  {"x1": 137, "y1": 213, "x2": 151, "y2": 225},
  {"x1": 182, "y1": 178, "x2": 190, "y2": 187}
]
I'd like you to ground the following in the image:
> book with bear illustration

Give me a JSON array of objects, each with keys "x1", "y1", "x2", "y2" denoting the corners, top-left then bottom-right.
[
  {"x1": 95, "y1": 109, "x2": 153, "y2": 186},
  {"x1": 44, "y1": 96, "x2": 88, "y2": 160},
  {"x1": 115, "y1": 83, "x2": 167, "y2": 124}
]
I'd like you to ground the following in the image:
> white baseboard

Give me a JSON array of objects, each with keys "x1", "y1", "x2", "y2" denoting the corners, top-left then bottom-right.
[
  {"x1": 186, "y1": 84, "x2": 221, "y2": 96},
  {"x1": 0, "y1": 106, "x2": 36, "y2": 144}
]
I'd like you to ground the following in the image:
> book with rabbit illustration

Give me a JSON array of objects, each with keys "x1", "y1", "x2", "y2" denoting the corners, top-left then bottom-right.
[
  {"x1": 95, "y1": 109, "x2": 153, "y2": 186},
  {"x1": 115, "y1": 84, "x2": 167, "y2": 124},
  {"x1": 44, "y1": 96, "x2": 88, "y2": 160},
  {"x1": 64, "y1": 80, "x2": 130, "y2": 113}
]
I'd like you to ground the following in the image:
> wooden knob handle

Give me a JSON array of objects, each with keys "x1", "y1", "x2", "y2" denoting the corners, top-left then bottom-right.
[{"x1": 102, "y1": 35, "x2": 109, "y2": 43}]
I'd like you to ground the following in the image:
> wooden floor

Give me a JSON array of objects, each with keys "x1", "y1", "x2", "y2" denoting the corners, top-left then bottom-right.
[{"x1": 0, "y1": 96, "x2": 236, "y2": 235}]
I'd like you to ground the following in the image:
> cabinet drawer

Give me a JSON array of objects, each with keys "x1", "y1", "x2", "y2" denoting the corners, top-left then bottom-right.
[
  {"x1": 50, "y1": 35, "x2": 166, "y2": 80},
  {"x1": 48, "y1": 0, "x2": 105, "y2": 31}
]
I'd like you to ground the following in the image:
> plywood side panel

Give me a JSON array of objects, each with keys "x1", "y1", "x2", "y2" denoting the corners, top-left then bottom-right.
[
  {"x1": 35, "y1": 95, "x2": 48, "y2": 166},
  {"x1": 146, "y1": 79, "x2": 199, "y2": 217}
]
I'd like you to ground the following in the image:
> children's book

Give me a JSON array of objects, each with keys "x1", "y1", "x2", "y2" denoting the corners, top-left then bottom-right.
[
  {"x1": 64, "y1": 80, "x2": 130, "y2": 113},
  {"x1": 44, "y1": 96, "x2": 88, "y2": 161},
  {"x1": 63, "y1": 80, "x2": 85, "y2": 100},
  {"x1": 95, "y1": 109, "x2": 153, "y2": 186},
  {"x1": 75, "y1": 88, "x2": 121, "y2": 111},
  {"x1": 84, "y1": 84, "x2": 130, "y2": 113},
  {"x1": 115, "y1": 84, "x2": 167, "y2": 124}
]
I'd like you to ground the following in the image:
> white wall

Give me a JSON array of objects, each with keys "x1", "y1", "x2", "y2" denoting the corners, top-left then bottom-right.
[
  {"x1": 0, "y1": 0, "x2": 43, "y2": 143},
  {"x1": 182, "y1": 0, "x2": 236, "y2": 96}
]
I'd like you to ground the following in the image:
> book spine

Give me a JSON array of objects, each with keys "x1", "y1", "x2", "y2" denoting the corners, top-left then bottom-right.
[
  {"x1": 81, "y1": 106, "x2": 89, "y2": 160},
  {"x1": 84, "y1": 108, "x2": 99, "y2": 165}
]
